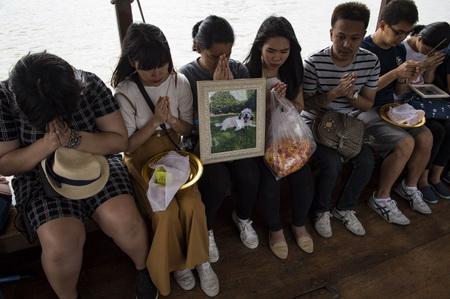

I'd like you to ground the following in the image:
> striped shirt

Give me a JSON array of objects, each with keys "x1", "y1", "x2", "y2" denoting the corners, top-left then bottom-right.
[{"x1": 301, "y1": 46, "x2": 380, "y2": 123}]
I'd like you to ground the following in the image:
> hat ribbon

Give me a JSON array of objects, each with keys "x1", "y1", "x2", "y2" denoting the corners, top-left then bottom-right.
[{"x1": 45, "y1": 154, "x2": 102, "y2": 188}]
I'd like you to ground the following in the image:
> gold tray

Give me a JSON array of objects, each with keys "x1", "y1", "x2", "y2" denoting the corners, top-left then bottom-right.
[
  {"x1": 379, "y1": 103, "x2": 426, "y2": 128},
  {"x1": 141, "y1": 150, "x2": 203, "y2": 190}
]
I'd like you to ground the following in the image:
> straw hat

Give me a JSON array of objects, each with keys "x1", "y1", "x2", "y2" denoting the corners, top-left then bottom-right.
[{"x1": 40, "y1": 147, "x2": 109, "y2": 200}]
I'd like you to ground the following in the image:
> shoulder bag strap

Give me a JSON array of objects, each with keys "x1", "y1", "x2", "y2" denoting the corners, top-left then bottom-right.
[{"x1": 131, "y1": 73, "x2": 181, "y2": 150}]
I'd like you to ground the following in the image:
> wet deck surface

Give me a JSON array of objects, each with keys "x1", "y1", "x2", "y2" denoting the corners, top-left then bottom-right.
[{"x1": 1, "y1": 188, "x2": 450, "y2": 299}]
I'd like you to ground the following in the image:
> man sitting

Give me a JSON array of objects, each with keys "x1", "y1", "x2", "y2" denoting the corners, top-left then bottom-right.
[
  {"x1": 302, "y1": 2, "x2": 379, "y2": 238},
  {"x1": 360, "y1": 0, "x2": 433, "y2": 224}
]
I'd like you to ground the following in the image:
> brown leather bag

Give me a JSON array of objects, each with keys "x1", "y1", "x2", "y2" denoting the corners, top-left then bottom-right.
[{"x1": 313, "y1": 111, "x2": 364, "y2": 161}]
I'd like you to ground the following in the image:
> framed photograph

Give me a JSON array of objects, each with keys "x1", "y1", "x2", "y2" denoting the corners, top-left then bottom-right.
[
  {"x1": 197, "y1": 78, "x2": 266, "y2": 164},
  {"x1": 409, "y1": 84, "x2": 450, "y2": 99}
]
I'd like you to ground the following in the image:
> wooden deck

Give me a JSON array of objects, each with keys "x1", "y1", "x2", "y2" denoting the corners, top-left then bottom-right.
[{"x1": 1, "y1": 189, "x2": 450, "y2": 299}]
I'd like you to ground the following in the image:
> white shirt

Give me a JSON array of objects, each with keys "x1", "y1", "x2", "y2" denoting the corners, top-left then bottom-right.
[
  {"x1": 114, "y1": 73, "x2": 193, "y2": 137},
  {"x1": 403, "y1": 39, "x2": 427, "y2": 84}
]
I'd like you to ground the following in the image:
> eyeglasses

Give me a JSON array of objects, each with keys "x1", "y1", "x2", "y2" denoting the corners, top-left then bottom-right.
[{"x1": 388, "y1": 25, "x2": 411, "y2": 39}]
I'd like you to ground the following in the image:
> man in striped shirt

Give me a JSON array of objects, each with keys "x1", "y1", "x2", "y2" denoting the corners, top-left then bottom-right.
[{"x1": 301, "y1": 2, "x2": 379, "y2": 239}]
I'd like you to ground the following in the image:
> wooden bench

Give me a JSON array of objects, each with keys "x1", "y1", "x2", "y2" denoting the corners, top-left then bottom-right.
[
  {"x1": 0, "y1": 206, "x2": 101, "y2": 254},
  {"x1": 0, "y1": 207, "x2": 37, "y2": 253}
]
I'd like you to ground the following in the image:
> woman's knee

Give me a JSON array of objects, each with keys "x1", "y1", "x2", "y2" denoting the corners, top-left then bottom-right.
[
  {"x1": 37, "y1": 218, "x2": 85, "y2": 261},
  {"x1": 231, "y1": 159, "x2": 259, "y2": 186},
  {"x1": 200, "y1": 172, "x2": 231, "y2": 196},
  {"x1": 95, "y1": 195, "x2": 146, "y2": 238},
  {"x1": 178, "y1": 188, "x2": 205, "y2": 215},
  {"x1": 152, "y1": 199, "x2": 180, "y2": 225},
  {"x1": 428, "y1": 121, "x2": 445, "y2": 141}
]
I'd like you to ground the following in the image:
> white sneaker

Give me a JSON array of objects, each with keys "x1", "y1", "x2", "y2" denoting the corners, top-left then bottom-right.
[
  {"x1": 174, "y1": 269, "x2": 195, "y2": 291},
  {"x1": 231, "y1": 211, "x2": 259, "y2": 249},
  {"x1": 332, "y1": 209, "x2": 366, "y2": 236},
  {"x1": 208, "y1": 230, "x2": 219, "y2": 263},
  {"x1": 196, "y1": 262, "x2": 219, "y2": 297},
  {"x1": 314, "y1": 211, "x2": 332, "y2": 238},
  {"x1": 368, "y1": 194, "x2": 410, "y2": 225},
  {"x1": 394, "y1": 183, "x2": 432, "y2": 215}
]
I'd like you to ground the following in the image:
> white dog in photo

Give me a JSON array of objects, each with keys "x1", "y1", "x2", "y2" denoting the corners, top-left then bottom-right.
[{"x1": 215, "y1": 108, "x2": 255, "y2": 131}]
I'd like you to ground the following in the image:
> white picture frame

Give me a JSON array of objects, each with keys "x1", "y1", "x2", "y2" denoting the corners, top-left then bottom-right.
[
  {"x1": 197, "y1": 78, "x2": 266, "y2": 164},
  {"x1": 409, "y1": 84, "x2": 450, "y2": 99}
]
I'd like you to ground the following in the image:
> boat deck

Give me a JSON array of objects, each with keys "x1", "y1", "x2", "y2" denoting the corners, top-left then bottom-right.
[{"x1": 1, "y1": 187, "x2": 450, "y2": 299}]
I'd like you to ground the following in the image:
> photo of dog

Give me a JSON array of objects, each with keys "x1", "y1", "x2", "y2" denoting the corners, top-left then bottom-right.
[
  {"x1": 215, "y1": 108, "x2": 255, "y2": 131},
  {"x1": 206, "y1": 87, "x2": 258, "y2": 154}
]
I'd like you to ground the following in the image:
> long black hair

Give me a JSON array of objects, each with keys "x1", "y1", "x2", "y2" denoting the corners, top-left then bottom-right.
[
  {"x1": 112, "y1": 23, "x2": 173, "y2": 87},
  {"x1": 192, "y1": 15, "x2": 234, "y2": 52},
  {"x1": 244, "y1": 16, "x2": 303, "y2": 101}
]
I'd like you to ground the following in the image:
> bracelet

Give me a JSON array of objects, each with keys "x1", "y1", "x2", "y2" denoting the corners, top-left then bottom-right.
[
  {"x1": 65, "y1": 129, "x2": 81, "y2": 149},
  {"x1": 350, "y1": 91, "x2": 359, "y2": 105}
]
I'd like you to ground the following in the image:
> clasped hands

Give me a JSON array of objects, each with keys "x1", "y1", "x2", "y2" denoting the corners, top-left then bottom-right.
[
  {"x1": 421, "y1": 51, "x2": 445, "y2": 71},
  {"x1": 213, "y1": 54, "x2": 234, "y2": 80},
  {"x1": 331, "y1": 72, "x2": 358, "y2": 101},
  {"x1": 395, "y1": 54, "x2": 444, "y2": 83},
  {"x1": 153, "y1": 96, "x2": 178, "y2": 127},
  {"x1": 44, "y1": 118, "x2": 74, "y2": 151}
]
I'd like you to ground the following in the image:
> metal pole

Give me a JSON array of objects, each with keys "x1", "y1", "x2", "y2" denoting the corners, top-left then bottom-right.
[{"x1": 111, "y1": 0, "x2": 133, "y2": 46}]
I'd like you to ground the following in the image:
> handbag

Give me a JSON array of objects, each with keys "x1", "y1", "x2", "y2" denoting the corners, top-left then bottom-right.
[{"x1": 313, "y1": 110, "x2": 364, "y2": 161}]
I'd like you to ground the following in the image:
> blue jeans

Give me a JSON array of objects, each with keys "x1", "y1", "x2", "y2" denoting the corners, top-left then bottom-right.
[{"x1": 312, "y1": 144, "x2": 374, "y2": 212}]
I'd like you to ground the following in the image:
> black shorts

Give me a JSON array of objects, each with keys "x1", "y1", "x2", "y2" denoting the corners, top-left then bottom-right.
[{"x1": 13, "y1": 155, "x2": 133, "y2": 238}]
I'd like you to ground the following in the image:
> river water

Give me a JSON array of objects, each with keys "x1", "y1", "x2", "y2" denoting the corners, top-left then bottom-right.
[{"x1": 1, "y1": 0, "x2": 449, "y2": 84}]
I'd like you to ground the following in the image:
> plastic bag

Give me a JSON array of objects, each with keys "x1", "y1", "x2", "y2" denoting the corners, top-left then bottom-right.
[
  {"x1": 146, "y1": 151, "x2": 190, "y2": 212},
  {"x1": 387, "y1": 103, "x2": 425, "y2": 126},
  {"x1": 264, "y1": 89, "x2": 316, "y2": 179}
]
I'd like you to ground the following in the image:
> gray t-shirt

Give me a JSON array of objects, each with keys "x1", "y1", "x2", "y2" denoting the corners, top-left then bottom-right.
[{"x1": 179, "y1": 58, "x2": 249, "y2": 116}]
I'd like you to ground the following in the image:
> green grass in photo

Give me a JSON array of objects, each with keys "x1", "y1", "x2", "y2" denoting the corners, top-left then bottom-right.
[{"x1": 210, "y1": 114, "x2": 256, "y2": 153}]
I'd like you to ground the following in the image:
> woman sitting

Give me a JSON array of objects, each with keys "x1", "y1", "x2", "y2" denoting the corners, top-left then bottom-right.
[
  {"x1": 403, "y1": 22, "x2": 450, "y2": 202},
  {"x1": 244, "y1": 16, "x2": 315, "y2": 259},
  {"x1": 0, "y1": 52, "x2": 157, "y2": 299},
  {"x1": 179, "y1": 15, "x2": 260, "y2": 263},
  {"x1": 112, "y1": 23, "x2": 219, "y2": 297}
]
